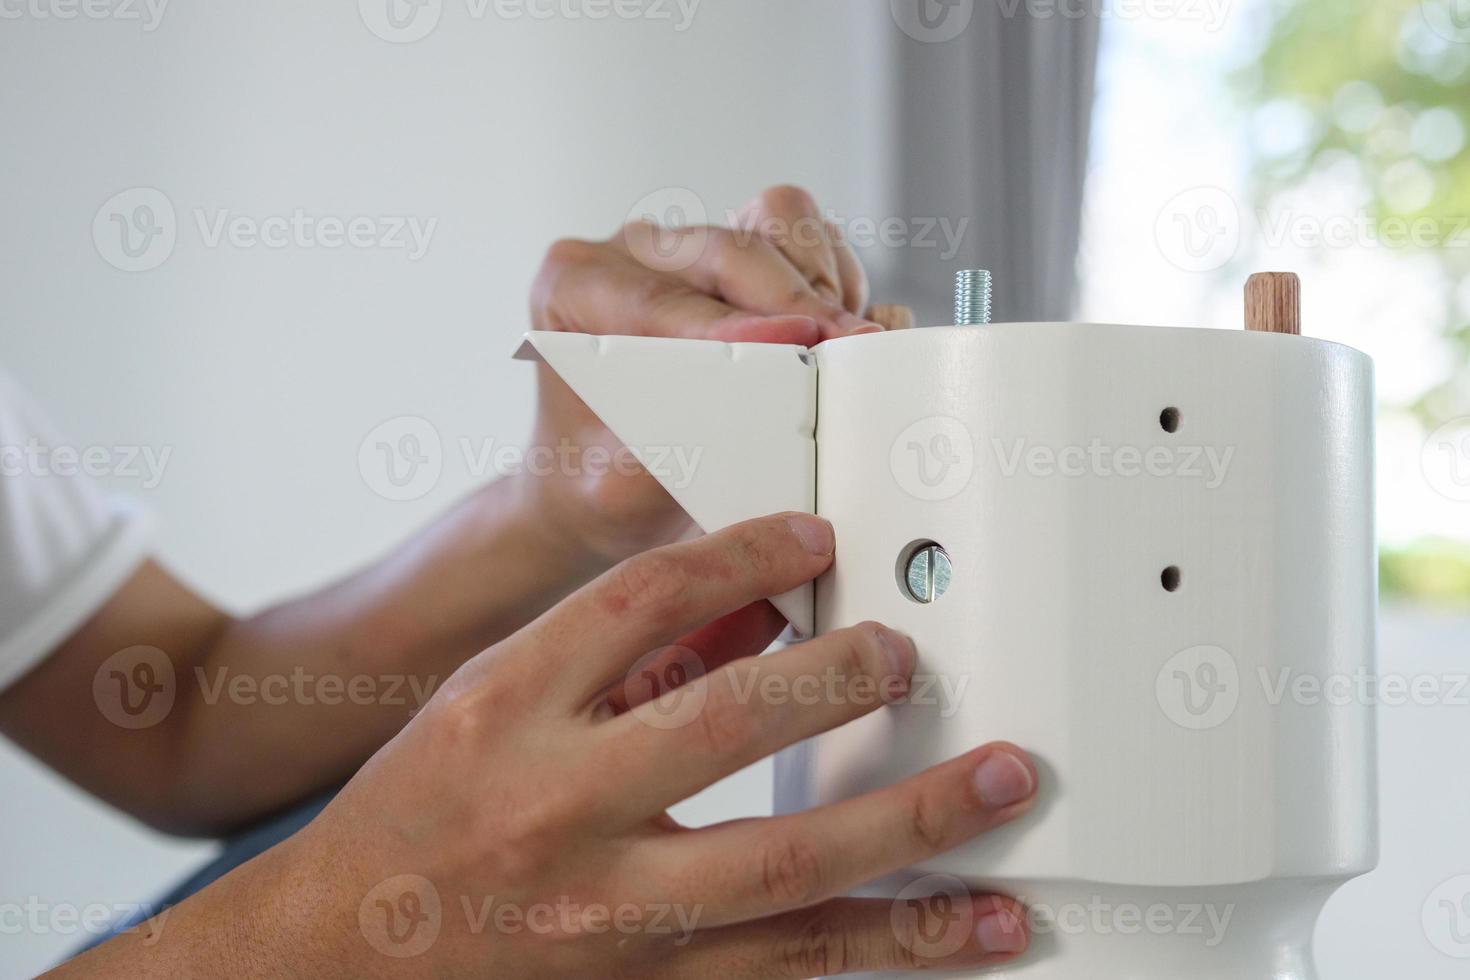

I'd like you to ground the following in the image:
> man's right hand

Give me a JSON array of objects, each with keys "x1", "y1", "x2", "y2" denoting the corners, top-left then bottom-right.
[{"x1": 60, "y1": 514, "x2": 1037, "y2": 979}]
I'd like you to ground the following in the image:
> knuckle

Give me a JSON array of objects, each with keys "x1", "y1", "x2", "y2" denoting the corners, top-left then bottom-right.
[
  {"x1": 760, "y1": 184, "x2": 818, "y2": 217},
  {"x1": 905, "y1": 785, "x2": 954, "y2": 854},
  {"x1": 759, "y1": 835, "x2": 827, "y2": 909},
  {"x1": 541, "y1": 236, "x2": 602, "y2": 272},
  {"x1": 693, "y1": 686, "x2": 756, "y2": 756},
  {"x1": 618, "y1": 218, "x2": 653, "y2": 240},
  {"x1": 830, "y1": 626, "x2": 880, "y2": 682},
  {"x1": 477, "y1": 778, "x2": 587, "y2": 880},
  {"x1": 780, "y1": 908, "x2": 853, "y2": 977},
  {"x1": 531, "y1": 237, "x2": 601, "y2": 315},
  {"x1": 606, "y1": 552, "x2": 691, "y2": 624},
  {"x1": 785, "y1": 284, "x2": 819, "y2": 308},
  {"x1": 729, "y1": 524, "x2": 780, "y2": 579},
  {"x1": 701, "y1": 226, "x2": 740, "y2": 267},
  {"x1": 888, "y1": 913, "x2": 931, "y2": 969},
  {"x1": 626, "y1": 271, "x2": 693, "y2": 313},
  {"x1": 427, "y1": 693, "x2": 487, "y2": 751}
]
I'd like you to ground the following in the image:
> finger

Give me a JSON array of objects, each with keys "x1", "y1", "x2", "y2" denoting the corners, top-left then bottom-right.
[
  {"x1": 645, "y1": 743, "x2": 1038, "y2": 926},
  {"x1": 827, "y1": 221, "x2": 871, "y2": 314},
  {"x1": 534, "y1": 237, "x2": 817, "y2": 342},
  {"x1": 646, "y1": 894, "x2": 1028, "y2": 978},
  {"x1": 599, "y1": 623, "x2": 916, "y2": 818},
  {"x1": 595, "y1": 600, "x2": 788, "y2": 716},
  {"x1": 735, "y1": 186, "x2": 844, "y2": 306},
  {"x1": 621, "y1": 222, "x2": 879, "y2": 341},
  {"x1": 517, "y1": 513, "x2": 835, "y2": 706},
  {"x1": 708, "y1": 316, "x2": 820, "y2": 347},
  {"x1": 866, "y1": 303, "x2": 916, "y2": 331}
]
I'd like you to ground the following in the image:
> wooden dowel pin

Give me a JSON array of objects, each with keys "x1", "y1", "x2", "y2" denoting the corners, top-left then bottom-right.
[{"x1": 1244, "y1": 272, "x2": 1301, "y2": 335}]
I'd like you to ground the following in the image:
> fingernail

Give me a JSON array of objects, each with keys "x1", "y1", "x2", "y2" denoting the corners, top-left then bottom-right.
[
  {"x1": 973, "y1": 751, "x2": 1035, "y2": 809},
  {"x1": 785, "y1": 514, "x2": 834, "y2": 555},
  {"x1": 975, "y1": 906, "x2": 1027, "y2": 954},
  {"x1": 876, "y1": 627, "x2": 916, "y2": 684},
  {"x1": 837, "y1": 311, "x2": 883, "y2": 333}
]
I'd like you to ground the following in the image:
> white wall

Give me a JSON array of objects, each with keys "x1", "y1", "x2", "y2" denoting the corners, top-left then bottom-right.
[
  {"x1": 4, "y1": 3, "x2": 1467, "y2": 978},
  {"x1": 0, "y1": 3, "x2": 896, "y2": 974}
]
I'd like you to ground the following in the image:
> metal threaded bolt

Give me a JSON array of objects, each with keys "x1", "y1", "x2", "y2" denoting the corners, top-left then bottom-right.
[
  {"x1": 954, "y1": 269, "x2": 992, "y2": 326},
  {"x1": 904, "y1": 543, "x2": 952, "y2": 603}
]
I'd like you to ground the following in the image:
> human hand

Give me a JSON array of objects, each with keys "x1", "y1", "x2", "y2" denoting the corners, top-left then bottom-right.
[
  {"x1": 265, "y1": 513, "x2": 1035, "y2": 978},
  {"x1": 523, "y1": 185, "x2": 915, "y2": 567}
]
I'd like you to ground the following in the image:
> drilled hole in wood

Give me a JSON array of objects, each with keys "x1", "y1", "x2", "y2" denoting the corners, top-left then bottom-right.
[
  {"x1": 1160, "y1": 407, "x2": 1181, "y2": 433},
  {"x1": 1161, "y1": 566, "x2": 1182, "y2": 592}
]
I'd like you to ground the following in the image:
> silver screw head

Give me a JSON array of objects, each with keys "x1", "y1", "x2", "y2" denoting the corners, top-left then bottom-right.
[
  {"x1": 954, "y1": 269, "x2": 993, "y2": 326},
  {"x1": 904, "y1": 544, "x2": 952, "y2": 603}
]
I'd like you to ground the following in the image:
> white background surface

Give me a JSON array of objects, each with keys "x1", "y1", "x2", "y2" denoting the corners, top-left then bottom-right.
[{"x1": 2, "y1": 2, "x2": 1467, "y2": 977}]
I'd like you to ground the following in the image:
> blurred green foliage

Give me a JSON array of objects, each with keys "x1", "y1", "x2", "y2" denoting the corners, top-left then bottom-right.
[
  {"x1": 1240, "y1": 0, "x2": 1470, "y2": 602},
  {"x1": 1239, "y1": 0, "x2": 1470, "y2": 420},
  {"x1": 1381, "y1": 538, "x2": 1470, "y2": 602}
]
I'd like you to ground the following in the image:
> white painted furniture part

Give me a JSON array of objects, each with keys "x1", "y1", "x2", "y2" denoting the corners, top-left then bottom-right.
[
  {"x1": 520, "y1": 323, "x2": 1378, "y2": 979},
  {"x1": 515, "y1": 332, "x2": 818, "y2": 633}
]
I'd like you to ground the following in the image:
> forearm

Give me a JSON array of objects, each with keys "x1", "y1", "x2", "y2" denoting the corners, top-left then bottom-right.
[
  {"x1": 45, "y1": 830, "x2": 359, "y2": 980},
  {"x1": 0, "y1": 474, "x2": 607, "y2": 835},
  {"x1": 165, "y1": 473, "x2": 606, "y2": 830}
]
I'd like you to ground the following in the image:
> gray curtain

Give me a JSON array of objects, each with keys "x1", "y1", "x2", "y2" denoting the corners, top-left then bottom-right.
[{"x1": 877, "y1": 3, "x2": 1101, "y2": 324}]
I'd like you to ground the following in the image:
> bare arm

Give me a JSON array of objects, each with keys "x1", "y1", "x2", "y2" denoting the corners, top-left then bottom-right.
[
  {"x1": 0, "y1": 474, "x2": 600, "y2": 835},
  {"x1": 0, "y1": 185, "x2": 901, "y2": 836}
]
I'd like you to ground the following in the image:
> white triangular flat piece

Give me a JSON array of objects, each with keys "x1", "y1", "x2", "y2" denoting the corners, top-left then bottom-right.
[{"x1": 516, "y1": 332, "x2": 817, "y2": 635}]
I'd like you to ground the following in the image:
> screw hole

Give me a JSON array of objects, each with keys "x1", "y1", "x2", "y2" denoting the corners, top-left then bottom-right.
[
  {"x1": 1161, "y1": 566, "x2": 1182, "y2": 592},
  {"x1": 1160, "y1": 407, "x2": 1181, "y2": 433}
]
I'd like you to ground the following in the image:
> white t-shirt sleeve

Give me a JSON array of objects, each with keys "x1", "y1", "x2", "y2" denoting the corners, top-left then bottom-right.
[{"x1": 0, "y1": 371, "x2": 153, "y2": 692}]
